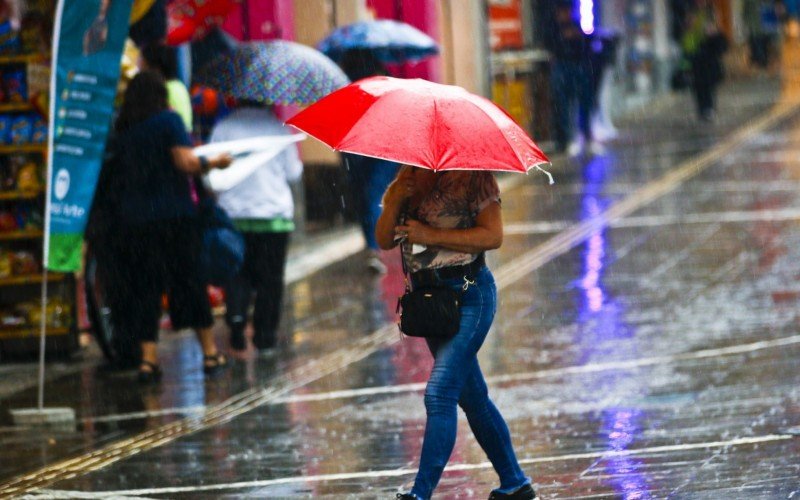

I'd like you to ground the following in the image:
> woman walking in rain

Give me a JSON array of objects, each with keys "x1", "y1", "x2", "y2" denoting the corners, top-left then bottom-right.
[
  {"x1": 376, "y1": 167, "x2": 536, "y2": 500},
  {"x1": 103, "y1": 71, "x2": 231, "y2": 383}
]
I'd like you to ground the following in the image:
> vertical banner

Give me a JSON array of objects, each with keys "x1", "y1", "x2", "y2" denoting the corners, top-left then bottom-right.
[{"x1": 45, "y1": 0, "x2": 134, "y2": 272}]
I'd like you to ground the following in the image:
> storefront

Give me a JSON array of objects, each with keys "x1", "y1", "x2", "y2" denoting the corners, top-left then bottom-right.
[
  {"x1": 0, "y1": 0, "x2": 78, "y2": 357},
  {"x1": 487, "y1": 0, "x2": 550, "y2": 140}
]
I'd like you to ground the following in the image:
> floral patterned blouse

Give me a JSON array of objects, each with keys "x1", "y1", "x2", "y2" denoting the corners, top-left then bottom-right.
[{"x1": 401, "y1": 171, "x2": 500, "y2": 273}]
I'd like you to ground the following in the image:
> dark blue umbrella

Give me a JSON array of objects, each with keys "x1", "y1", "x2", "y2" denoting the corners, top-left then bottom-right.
[{"x1": 317, "y1": 19, "x2": 439, "y2": 64}]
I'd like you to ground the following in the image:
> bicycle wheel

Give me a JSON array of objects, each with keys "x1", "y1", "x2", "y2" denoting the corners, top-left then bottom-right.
[{"x1": 84, "y1": 248, "x2": 137, "y2": 366}]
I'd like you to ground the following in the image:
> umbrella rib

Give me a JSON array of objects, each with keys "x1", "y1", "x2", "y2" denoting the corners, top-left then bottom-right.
[{"x1": 431, "y1": 96, "x2": 440, "y2": 171}]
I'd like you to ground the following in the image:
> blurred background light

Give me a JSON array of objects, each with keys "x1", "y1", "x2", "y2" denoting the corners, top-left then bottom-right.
[{"x1": 580, "y1": 0, "x2": 595, "y2": 34}]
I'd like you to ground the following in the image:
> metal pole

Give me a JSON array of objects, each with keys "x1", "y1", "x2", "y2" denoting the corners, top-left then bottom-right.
[{"x1": 37, "y1": 270, "x2": 48, "y2": 410}]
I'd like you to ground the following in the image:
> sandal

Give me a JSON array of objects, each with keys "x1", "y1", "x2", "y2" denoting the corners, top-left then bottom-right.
[
  {"x1": 137, "y1": 361, "x2": 162, "y2": 384},
  {"x1": 203, "y1": 352, "x2": 228, "y2": 376}
]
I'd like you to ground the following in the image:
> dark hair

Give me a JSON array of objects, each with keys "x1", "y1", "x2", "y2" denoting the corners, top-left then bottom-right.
[
  {"x1": 141, "y1": 43, "x2": 179, "y2": 80},
  {"x1": 115, "y1": 70, "x2": 168, "y2": 131},
  {"x1": 339, "y1": 49, "x2": 387, "y2": 82}
]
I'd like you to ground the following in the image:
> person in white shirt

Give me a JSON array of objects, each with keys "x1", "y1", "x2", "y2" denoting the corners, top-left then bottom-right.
[{"x1": 210, "y1": 102, "x2": 303, "y2": 351}]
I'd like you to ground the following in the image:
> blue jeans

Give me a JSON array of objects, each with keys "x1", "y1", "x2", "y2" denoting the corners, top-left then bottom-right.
[
  {"x1": 410, "y1": 266, "x2": 529, "y2": 499},
  {"x1": 344, "y1": 154, "x2": 399, "y2": 250}
]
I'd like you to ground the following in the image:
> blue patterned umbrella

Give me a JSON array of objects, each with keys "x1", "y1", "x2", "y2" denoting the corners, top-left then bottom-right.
[
  {"x1": 317, "y1": 19, "x2": 439, "y2": 64},
  {"x1": 194, "y1": 41, "x2": 350, "y2": 105}
]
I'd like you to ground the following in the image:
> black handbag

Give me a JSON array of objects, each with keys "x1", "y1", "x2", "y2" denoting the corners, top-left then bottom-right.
[
  {"x1": 396, "y1": 242, "x2": 466, "y2": 338},
  {"x1": 398, "y1": 285, "x2": 462, "y2": 338}
]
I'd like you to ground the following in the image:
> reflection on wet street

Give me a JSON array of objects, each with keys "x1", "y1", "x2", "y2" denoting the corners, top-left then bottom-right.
[{"x1": 3, "y1": 75, "x2": 800, "y2": 497}]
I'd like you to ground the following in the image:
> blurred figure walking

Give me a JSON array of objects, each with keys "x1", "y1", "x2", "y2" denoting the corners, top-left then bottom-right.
[
  {"x1": 210, "y1": 102, "x2": 303, "y2": 352},
  {"x1": 743, "y1": 0, "x2": 780, "y2": 73},
  {"x1": 104, "y1": 71, "x2": 231, "y2": 383},
  {"x1": 681, "y1": 0, "x2": 728, "y2": 122},
  {"x1": 339, "y1": 50, "x2": 399, "y2": 273},
  {"x1": 544, "y1": 0, "x2": 598, "y2": 156}
]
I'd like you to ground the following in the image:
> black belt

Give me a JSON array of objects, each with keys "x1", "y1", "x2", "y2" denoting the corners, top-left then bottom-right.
[{"x1": 411, "y1": 253, "x2": 485, "y2": 285}]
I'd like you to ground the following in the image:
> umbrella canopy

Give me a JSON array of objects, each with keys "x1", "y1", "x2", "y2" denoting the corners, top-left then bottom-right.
[
  {"x1": 287, "y1": 76, "x2": 551, "y2": 177},
  {"x1": 318, "y1": 19, "x2": 439, "y2": 64},
  {"x1": 167, "y1": 0, "x2": 238, "y2": 46},
  {"x1": 194, "y1": 41, "x2": 349, "y2": 106}
]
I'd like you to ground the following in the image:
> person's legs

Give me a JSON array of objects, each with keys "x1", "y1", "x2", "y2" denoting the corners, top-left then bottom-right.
[
  {"x1": 698, "y1": 80, "x2": 715, "y2": 119},
  {"x1": 162, "y1": 219, "x2": 217, "y2": 367},
  {"x1": 224, "y1": 271, "x2": 250, "y2": 350},
  {"x1": 690, "y1": 60, "x2": 714, "y2": 120},
  {"x1": 251, "y1": 231, "x2": 290, "y2": 350},
  {"x1": 754, "y1": 34, "x2": 770, "y2": 68},
  {"x1": 344, "y1": 153, "x2": 373, "y2": 245},
  {"x1": 409, "y1": 268, "x2": 500, "y2": 499},
  {"x1": 107, "y1": 265, "x2": 162, "y2": 368},
  {"x1": 225, "y1": 232, "x2": 257, "y2": 350},
  {"x1": 105, "y1": 224, "x2": 165, "y2": 378},
  {"x1": 364, "y1": 160, "x2": 399, "y2": 250},
  {"x1": 458, "y1": 359, "x2": 529, "y2": 493},
  {"x1": 577, "y1": 63, "x2": 596, "y2": 143},
  {"x1": 550, "y1": 62, "x2": 573, "y2": 152}
]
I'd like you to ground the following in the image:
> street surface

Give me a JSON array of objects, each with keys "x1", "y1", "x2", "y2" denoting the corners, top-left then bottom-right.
[{"x1": 2, "y1": 60, "x2": 800, "y2": 497}]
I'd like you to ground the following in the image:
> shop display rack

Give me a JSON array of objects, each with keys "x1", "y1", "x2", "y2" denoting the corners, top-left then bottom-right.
[{"x1": 0, "y1": 45, "x2": 77, "y2": 358}]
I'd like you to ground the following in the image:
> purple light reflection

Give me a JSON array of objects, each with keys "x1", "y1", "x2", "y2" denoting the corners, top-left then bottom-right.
[
  {"x1": 579, "y1": 197, "x2": 605, "y2": 312},
  {"x1": 577, "y1": 155, "x2": 651, "y2": 498}
]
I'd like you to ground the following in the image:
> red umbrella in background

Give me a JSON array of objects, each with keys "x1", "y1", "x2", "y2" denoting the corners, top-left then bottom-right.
[
  {"x1": 167, "y1": 0, "x2": 238, "y2": 46},
  {"x1": 287, "y1": 76, "x2": 551, "y2": 179}
]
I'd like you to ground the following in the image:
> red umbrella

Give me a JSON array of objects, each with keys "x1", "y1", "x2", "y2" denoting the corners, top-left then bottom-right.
[
  {"x1": 167, "y1": 0, "x2": 238, "y2": 46},
  {"x1": 287, "y1": 76, "x2": 551, "y2": 178}
]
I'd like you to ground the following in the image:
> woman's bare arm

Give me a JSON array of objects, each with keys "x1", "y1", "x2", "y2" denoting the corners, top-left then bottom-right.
[
  {"x1": 395, "y1": 201, "x2": 503, "y2": 254},
  {"x1": 171, "y1": 146, "x2": 232, "y2": 174},
  {"x1": 375, "y1": 167, "x2": 414, "y2": 250}
]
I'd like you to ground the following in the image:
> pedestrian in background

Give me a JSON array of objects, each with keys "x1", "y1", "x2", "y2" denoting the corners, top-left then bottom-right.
[
  {"x1": 339, "y1": 49, "x2": 399, "y2": 273},
  {"x1": 743, "y1": 0, "x2": 780, "y2": 73},
  {"x1": 681, "y1": 0, "x2": 727, "y2": 122},
  {"x1": 104, "y1": 71, "x2": 231, "y2": 383},
  {"x1": 543, "y1": 0, "x2": 599, "y2": 157},
  {"x1": 139, "y1": 43, "x2": 193, "y2": 132},
  {"x1": 210, "y1": 101, "x2": 303, "y2": 352},
  {"x1": 377, "y1": 167, "x2": 536, "y2": 500}
]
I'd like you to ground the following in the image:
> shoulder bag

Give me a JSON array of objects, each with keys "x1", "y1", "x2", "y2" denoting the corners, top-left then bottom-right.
[
  {"x1": 197, "y1": 183, "x2": 245, "y2": 287},
  {"x1": 395, "y1": 251, "x2": 485, "y2": 339}
]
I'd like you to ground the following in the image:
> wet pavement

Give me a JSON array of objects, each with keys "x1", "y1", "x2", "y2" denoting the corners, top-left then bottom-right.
[{"x1": 3, "y1": 61, "x2": 800, "y2": 498}]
